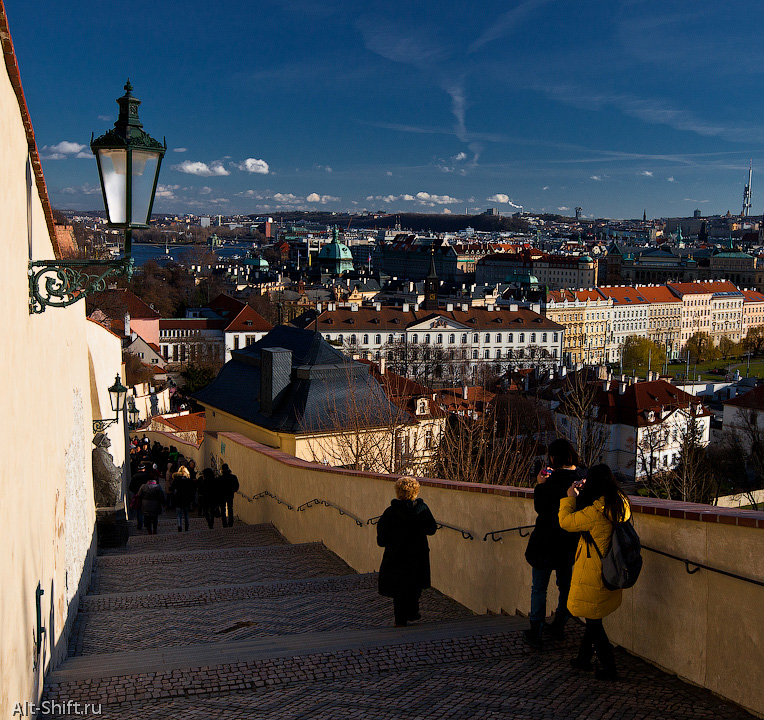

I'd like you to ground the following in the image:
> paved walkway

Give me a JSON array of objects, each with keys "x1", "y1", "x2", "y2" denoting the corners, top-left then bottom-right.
[{"x1": 43, "y1": 513, "x2": 754, "y2": 719}]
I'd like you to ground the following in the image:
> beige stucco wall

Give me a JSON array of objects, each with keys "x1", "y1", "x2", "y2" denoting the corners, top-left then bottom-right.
[
  {"x1": 131, "y1": 430, "x2": 205, "y2": 468},
  {"x1": 0, "y1": 60, "x2": 99, "y2": 719},
  {"x1": 208, "y1": 431, "x2": 764, "y2": 717}
]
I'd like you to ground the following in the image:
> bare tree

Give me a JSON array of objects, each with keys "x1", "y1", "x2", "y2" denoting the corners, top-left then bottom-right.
[
  {"x1": 302, "y1": 364, "x2": 440, "y2": 475},
  {"x1": 636, "y1": 421, "x2": 671, "y2": 491},
  {"x1": 434, "y1": 392, "x2": 552, "y2": 486},
  {"x1": 555, "y1": 372, "x2": 610, "y2": 468},
  {"x1": 670, "y1": 410, "x2": 717, "y2": 503}
]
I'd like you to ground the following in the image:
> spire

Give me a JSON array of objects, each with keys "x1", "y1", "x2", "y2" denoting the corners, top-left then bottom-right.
[{"x1": 426, "y1": 243, "x2": 438, "y2": 279}]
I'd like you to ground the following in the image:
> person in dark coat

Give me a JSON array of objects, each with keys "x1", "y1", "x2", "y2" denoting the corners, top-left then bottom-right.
[
  {"x1": 199, "y1": 468, "x2": 223, "y2": 529},
  {"x1": 522, "y1": 438, "x2": 581, "y2": 648},
  {"x1": 171, "y1": 466, "x2": 195, "y2": 532},
  {"x1": 377, "y1": 476, "x2": 438, "y2": 627},
  {"x1": 128, "y1": 461, "x2": 152, "y2": 530},
  {"x1": 135, "y1": 477, "x2": 165, "y2": 535},
  {"x1": 220, "y1": 464, "x2": 239, "y2": 528}
]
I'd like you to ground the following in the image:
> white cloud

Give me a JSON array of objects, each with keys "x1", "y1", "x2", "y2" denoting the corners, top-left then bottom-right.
[
  {"x1": 306, "y1": 192, "x2": 340, "y2": 204},
  {"x1": 97, "y1": 114, "x2": 111, "y2": 122},
  {"x1": 416, "y1": 191, "x2": 460, "y2": 205},
  {"x1": 590, "y1": 175, "x2": 602, "y2": 181},
  {"x1": 402, "y1": 194, "x2": 415, "y2": 202},
  {"x1": 313, "y1": 164, "x2": 333, "y2": 173},
  {"x1": 386, "y1": 171, "x2": 393, "y2": 176},
  {"x1": 41, "y1": 140, "x2": 91, "y2": 160},
  {"x1": 558, "y1": 206, "x2": 570, "y2": 211},
  {"x1": 543, "y1": 186, "x2": 550, "y2": 190},
  {"x1": 443, "y1": 208, "x2": 452, "y2": 214},
  {"x1": 200, "y1": 186, "x2": 212, "y2": 195},
  {"x1": 155, "y1": 184, "x2": 180, "y2": 200},
  {"x1": 667, "y1": 176, "x2": 677, "y2": 182},
  {"x1": 172, "y1": 160, "x2": 230, "y2": 177},
  {"x1": 641, "y1": 170, "x2": 654, "y2": 177},
  {"x1": 237, "y1": 158, "x2": 270, "y2": 174},
  {"x1": 60, "y1": 183, "x2": 101, "y2": 195},
  {"x1": 173, "y1": 147, "x2": 188, "y2": 153},
  {"x1": 487, "y1": 193, "x2": 510, "y2": 203},
  {"x1": 452, "y1": 152, "x2": 467, "y2": 162},
  {"x1": 273, "y1": 192, "x2": 302, "y2": 204}
]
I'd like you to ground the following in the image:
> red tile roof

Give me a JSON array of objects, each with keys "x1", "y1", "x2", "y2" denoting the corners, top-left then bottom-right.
[
  {"x1": 153, "y1": 412, "x2": 206, "y2": 443},
  {"x1": 633, "y1": 285, "x2": 682, "y2": 303},
  {"x1": 225, "y1": 305, "x2": 273, "y2": 333},
  {"x1": 90, "y1": 289, "x2": 160, "y2": 319},
  {"x1": 724, "y1": 385, "x2": 764, "y2": 410},
  {"x1": 208, "y1": 293, "x2": 246, "y2": 318},
  {"x1": 668, "y1": 280, "x2": 740, "y2": 296},
  {"x1": 0, "y1": 3, "x2": 59, "y2": 256},
  {"x1": 742, "y1": 289, "x2": 764, "y2": 303},
  {"x1": 598, "y1": 286, "x2": 649, "y2": 306}
]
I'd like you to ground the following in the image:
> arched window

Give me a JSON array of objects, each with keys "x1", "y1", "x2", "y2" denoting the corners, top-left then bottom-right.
[
  {"x1": 496, "y1": 333, "x2": 502, "y2": 343},
  {"x1": 519, "y1": 333, "x2": 525, "y2": 343},
  {"x1": 425, "y1": 333, "x2": 431, "y2": 344},
  {"x1": 496, "y1": 349, "x2": 502, "y2": 359},
  {"x1": 542, "y1": 333, "x2": 547, "y2": 342},
  {"x1": 472, "y1": 349, "x2": 478, "y2": 359},
  {"x1": 531, "y1": 333, "x2": 536, "y2": 343},
  {"x1": 437, "y1": 333, "x2": 443, "y2": 344},
  {"x1": 411, "y1": 333, "x2": 418, "y2": 344},
  {"x1": 473, "y1": 333, "x2": 479, "y2": 343},
  {"x1": 485, "y1": 333, "x2": 491, "y2": 343},
  {"x1": 461, "y1": 334, "x2": 467, "y2": 343},
  {"x1": 388, "y1": 334, "x2": 394, "y2": 343},
  {"x1": 351, "y1": 334, "x2": 357, "y2": 345},
  {"x1": 508, "y1": 333, "x2": 513, "y2": 343},
  {"x1": 363, "y1": 334, "x2": 369, "y2": 344},
  {"x1": 449, "y1": 333, "x2": 455, "y2": 344},
  {"x1": 375, "y1": 334, "x2": 381, "y2": 344}
]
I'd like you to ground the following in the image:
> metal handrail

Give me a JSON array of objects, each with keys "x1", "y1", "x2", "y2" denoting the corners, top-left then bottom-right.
[
  {"x1": 368, "y1": 515, "x2": 474, "y2": 540},
  {"x1": 642, "y1": 545, "x2": 764, "y2": 588},
  {"x1": 483, "y1": 525, "x2": 535, "y2": 542},
  {"x1": 237, "y1": 490, "x2": 294, "y2": 511},
  {"x1": 297, "y1": 498, "x2": 365, "y2": 527},
  {"x1": 437, "y1": 522, "x2": 475, "y2": 540}
]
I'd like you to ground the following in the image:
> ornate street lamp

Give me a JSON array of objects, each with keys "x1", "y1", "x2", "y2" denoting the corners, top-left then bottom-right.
[
  {"x1": 127, "y1": 396, "x2": 140, "y2": 429},
  {"x1": 93, "y1": 374, "x2": 128, "y2": 432},
  {"x1": 29, "y1": 80, "x2": 166, "y2": 313}
]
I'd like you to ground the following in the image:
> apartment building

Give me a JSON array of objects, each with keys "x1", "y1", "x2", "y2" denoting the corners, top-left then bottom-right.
[
  {"x1": 544, "y1": 289, "x2": 612, "y2": 365},
  {"x1": 667, "y1": 281, "x2": 743, "y2": 347}
]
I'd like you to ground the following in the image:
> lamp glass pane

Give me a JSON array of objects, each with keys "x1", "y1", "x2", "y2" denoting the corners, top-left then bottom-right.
[
  {"x1": 131, "y1": 150, "x2": 160, "y2": 225},
  {"x1": 97, "y1": 149, "x2": 127, "y2": 224}
]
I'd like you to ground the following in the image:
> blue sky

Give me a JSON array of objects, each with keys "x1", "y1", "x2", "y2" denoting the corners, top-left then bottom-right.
[{"x1": 6, "y1": 0, "x2": 764, "y2": 219}]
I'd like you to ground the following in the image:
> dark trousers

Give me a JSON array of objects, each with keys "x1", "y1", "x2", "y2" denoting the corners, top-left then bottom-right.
[
  {"x1": 529, "y1": 565, "x2": 572, "y2": 624},
  {"x1": 580, "y1": 618, "x2": 616, "y2": 670},
  {"x1": 145, "y1": 514, "x2": 158, "y2": 534},
  {"x1": 205, "y1": 503, "x2": 225, "y2": 528},
  {"x1": 222, "y1": 495, "x2": 235, "y2": 527},
  {"x1": 393, "y1": 589, "x2": 421, "y2": 625}
]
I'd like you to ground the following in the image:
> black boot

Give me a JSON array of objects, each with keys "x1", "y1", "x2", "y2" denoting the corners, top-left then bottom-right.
[
  {"x1": 522, "y1": 622, "x2": 544, "y2": 649},
  {"x1": 594, "y1": 641, "x2": 618, "y2": 681},
  {"x1": 545, "y1": 611, "x2": 568, "y2": 641}
]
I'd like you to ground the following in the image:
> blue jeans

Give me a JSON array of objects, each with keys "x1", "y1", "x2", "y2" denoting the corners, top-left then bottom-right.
[
  {"x1": 176, "y1": 506, "x2": 189, "y2": 530},
  {"x1": 530, "y1": 565, "x2": 572, "y2": 624}
]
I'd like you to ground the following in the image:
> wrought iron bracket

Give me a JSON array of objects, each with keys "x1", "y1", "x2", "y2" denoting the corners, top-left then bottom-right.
[
  {"x1": 29, "y1": 257, "x2": 134, "y2": 314},
  {"x1": 93, "y1": 418, "x2": 119, "y2": 433}
]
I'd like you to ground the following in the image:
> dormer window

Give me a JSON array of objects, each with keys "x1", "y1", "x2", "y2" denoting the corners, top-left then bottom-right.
[
  {"x1": 244, "y1": 320, "x2": 253, "y2": 326},
  {"x1": 416, "y1": 398, "x2": 428, "y2": 415}
]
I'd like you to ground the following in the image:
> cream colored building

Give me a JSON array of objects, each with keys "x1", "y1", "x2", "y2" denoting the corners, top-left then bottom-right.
[
  {"x1": 668, "y1": 281, "x2": 743, "y2": 349},
  {"x1": 544, "y1": 289, "x2": 611, "y2": 365},
  {"x1": 634, "y1": 285, "x2": 682, "y2": 358},
  {"x1": 741, "y1": 289, "x2": 764, "y2": 340},
  {"x1": 1, "y1": 10, "x2": 128, "y2": 717}
]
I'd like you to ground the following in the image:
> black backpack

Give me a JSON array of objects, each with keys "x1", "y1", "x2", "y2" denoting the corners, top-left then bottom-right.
[{"x1": 587, "y1": 520, "x2": 643, "y2": 590}]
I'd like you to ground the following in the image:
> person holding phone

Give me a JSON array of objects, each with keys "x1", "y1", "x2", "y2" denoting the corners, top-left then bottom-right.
[{"x1": 523, "y1": 438, "x2": 581, "y2": 649}]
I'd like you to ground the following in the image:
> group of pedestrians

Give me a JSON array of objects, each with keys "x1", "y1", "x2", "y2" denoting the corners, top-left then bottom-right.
[
  {"x1": 522, "y1": 438, "x2": 630, "y2": 681},
  {"x1": 375, "y1": 440, "x2": 631, "y2": 681},
  {"x1": 128, "y1": 438, "x2": 240, "y2": 534}
]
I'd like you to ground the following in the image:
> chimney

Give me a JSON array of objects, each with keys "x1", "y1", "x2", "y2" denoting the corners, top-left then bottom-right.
[
  {"x1": 413, "y1": 303, "x2": 420, "y2": 311},
  {"x1": 462, "y1": 384, "x2": 468, "y2": 400},
  {"x1": 375, "y1": 302, "x2": 381, "y2": 311},
  {"x1": 124, "y1": 312, "x2": 131, "y2": 337},
  {"x1": 316, "y1": 303, "x2": 322, "y2": 314},
  {"x1": 350, "y1": 303, "x2": 359, "y2": 312},
  {"x1": 380, "y1": 357, "x2": 386, "y2": 374},
  {"x1": 461, "y1": 303, "x2": 469, "y2": 312},
  {"x1": 409, "y1": 281, "x2": 415, "y2": 292},
  {"x1": 402, "y1": 303, "x2": 409, "y2": 313},
  {"x1": 260, "y1": 348, "x2": 292, "y2": 417},
  {"x1": 446, "y1": 303, "x2": 454, "y2": 312}
]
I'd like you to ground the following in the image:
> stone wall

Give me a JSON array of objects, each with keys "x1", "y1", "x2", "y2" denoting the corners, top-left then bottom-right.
[{"x1": 208, "y1": 431, "x2": 764, "y2": 717}]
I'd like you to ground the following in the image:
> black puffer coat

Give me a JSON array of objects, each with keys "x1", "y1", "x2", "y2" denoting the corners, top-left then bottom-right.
[
  {"x1": 524, "y1": 468, "x2": 579, "y2": 570},
  {"x1": 377, "y1": 498, "x2": 437, "y2": 597},
  {"x1": 137, "y1": 481, "x2": 165, "y2": 517}
]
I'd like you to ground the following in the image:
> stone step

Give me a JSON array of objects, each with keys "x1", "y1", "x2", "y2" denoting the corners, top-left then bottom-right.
[
  {"x1": 69, "y1": 577, "x2": 471, "y2": 656},
  {"x1": 88, "y1": 543, "x2": 355, "y2": 595},
  {"x1": 45, "y1": 615, "x2": 529, "y2": 705},
  {"x1": 128, "y1": 513, "x2": 239, "y2": 535},
  {"x1": 101, "y1": 522, "x2": 288, "y2": 555}
]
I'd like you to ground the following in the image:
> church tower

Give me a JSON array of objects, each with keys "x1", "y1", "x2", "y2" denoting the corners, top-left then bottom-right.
[{"x1": 423, "y1": 247, "x2": 439, "y2": 311}]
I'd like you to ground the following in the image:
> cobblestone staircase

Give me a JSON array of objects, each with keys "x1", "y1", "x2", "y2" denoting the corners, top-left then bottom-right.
[{"x1": 42, "y1": 514, "x2": 753, "y2": 719}]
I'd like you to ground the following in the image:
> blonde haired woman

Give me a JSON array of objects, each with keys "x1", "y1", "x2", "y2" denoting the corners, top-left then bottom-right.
[{"x1": 377, "y1": 476, "x2": 437, "y2": 627}]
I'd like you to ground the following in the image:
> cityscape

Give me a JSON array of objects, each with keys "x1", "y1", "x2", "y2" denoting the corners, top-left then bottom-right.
[{"x1": 3, "y1": 1, "x2": 764, "y2": 719}]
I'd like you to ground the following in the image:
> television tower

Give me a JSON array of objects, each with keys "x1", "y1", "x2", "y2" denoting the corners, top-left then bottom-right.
[{"x1": 742, "y1": 160, "x2": 752, "y2": 217}]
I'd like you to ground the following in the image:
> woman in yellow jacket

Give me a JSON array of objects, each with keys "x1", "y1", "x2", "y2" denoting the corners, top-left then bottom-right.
[{"x1": 558, "y1": 463, "x2": 629, "y2": 681}]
